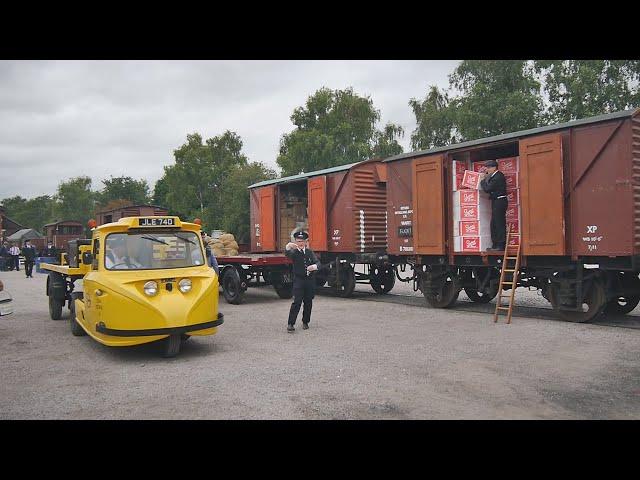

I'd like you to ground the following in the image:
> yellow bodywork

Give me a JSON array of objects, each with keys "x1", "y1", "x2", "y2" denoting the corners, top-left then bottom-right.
[{"x1": 43, "y1": 216, "x2": 222, "y2": 347}]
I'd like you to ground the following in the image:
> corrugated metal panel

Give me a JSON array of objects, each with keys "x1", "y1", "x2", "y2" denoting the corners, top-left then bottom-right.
[
  {"x1": 353, "y1": 167, "x2": 387, "y2": 252},
  {"x1": 633, "y1": 115, "x2": 640, "y2": 250},
  {"x1": 384, "y1": 109, "x2": 638, "y2": 165}
]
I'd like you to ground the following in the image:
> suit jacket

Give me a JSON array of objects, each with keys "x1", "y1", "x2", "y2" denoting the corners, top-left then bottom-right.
[
  {"x1": 480, "y1": 170, "x2": 507, "y2": 200},
  {"x1": 22, "y1": 245, "x2": 37, "y2": 261},
  {"x1": 285, "y1": 246, "x2": 321, "y2": 279}
]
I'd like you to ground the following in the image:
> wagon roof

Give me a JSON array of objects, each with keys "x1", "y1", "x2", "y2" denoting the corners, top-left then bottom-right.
[
  {"x1": 248, "y1": 161, "x2": 360, "y2": 189},
  {"x1": 383, "y1": 108, "x2": 639, "y2": 164}
]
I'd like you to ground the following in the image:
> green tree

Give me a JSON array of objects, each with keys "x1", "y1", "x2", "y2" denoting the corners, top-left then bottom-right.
[
  {"x1": 1, "y1": 195, "x2": 57, "y2": 232},
  {"x1": 55, "y1": 176, "x2": 96, "y2": 231},
  {"x1": 217, "y1": 162, "x2": 278, "y2": 242},
  {"x1": 157, "y1": 131, "x2": 250, "y2": 229},
  {"x1": 448, "y1": 60, "x2": 544, "y2": 141},
  {"x1": 534, "y1": 60, "x2": 640, "y2": 123},
  {"x1": 277, "y1": 87, "x2": 404, "y2": 175},
  {"x1": 97, "y1": 176, "x2": 151, "y2": 208},
  {"x1": 409, "y1": 85, "x2": 458, "y2": 150}
]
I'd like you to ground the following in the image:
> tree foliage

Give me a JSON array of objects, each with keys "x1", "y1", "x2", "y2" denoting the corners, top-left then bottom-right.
[
  {"x1": 277, "y1": 87, "x2": 404, "y2": 175},
  {"x1": 55, "y1": 176, "x2": 96, "y2": 228},
  {"x1": 409, "y1": 86, "x2": 457, "y2": 150},
  {"x1": 0, "y1": 195, "x2": 56, "y2": 232},
  {"x1": 97, "y1": 176, "x2": 151, "y2": 209},
  {"x1": 534, "y1": 60, "x2": 640, "y2": 123}
]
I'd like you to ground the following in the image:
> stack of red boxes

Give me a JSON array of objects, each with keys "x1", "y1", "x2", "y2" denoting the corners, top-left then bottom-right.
[{"x1": 453, "y1": 156, "x2": 521, "y2": 252}]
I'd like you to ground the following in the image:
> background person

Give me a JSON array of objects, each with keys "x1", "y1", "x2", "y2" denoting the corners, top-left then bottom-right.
[
  {"x1": 21, "y1": 240, "x2": 37, "y2": 278},
  {"x1": 8, "y1": 243, "x2": 20, "y2": 272}
]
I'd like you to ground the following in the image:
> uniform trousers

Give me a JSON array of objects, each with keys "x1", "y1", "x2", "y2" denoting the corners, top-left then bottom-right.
[
  {"x1": 491, "y1": 197, "x2": 508, "y2": 248},
  {"x1": 288, "y1": 275, "x2": 316, "y2": 326}
]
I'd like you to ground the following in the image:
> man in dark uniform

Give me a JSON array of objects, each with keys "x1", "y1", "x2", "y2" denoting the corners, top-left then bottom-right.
[
  {"x1": 479, "y1": 159, "x2": 508, "y2": 251},
  {"x1": 285, "y1": 230, "x2": 321, "y2": 333},
  {"x1": 21, "y1": 240, "x2": 37, "y2": 278}
]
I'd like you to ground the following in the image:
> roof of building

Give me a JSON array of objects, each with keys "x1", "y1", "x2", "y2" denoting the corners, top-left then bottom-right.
[
  {"x1": 248, "y1": 162, "x2": 361, "y2": 189},
  {"x1": 96, "y1": 204, "x2": 168, "y2": 214},
  {"x1": 6, "y1": 228, "x2": 44, "y2": 241}
]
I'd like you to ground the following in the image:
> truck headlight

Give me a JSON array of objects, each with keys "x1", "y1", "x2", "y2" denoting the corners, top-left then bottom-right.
[
  {"x1": 178, "y1": 278, "x2": 192, "y2": 293},
  {"x1": 143, "y1": 281, "x2": 158, "y2": 296}
]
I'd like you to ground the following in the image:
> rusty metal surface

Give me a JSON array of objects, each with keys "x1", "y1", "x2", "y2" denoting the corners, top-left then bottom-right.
[
  {"x1": 569, "y1": 118, "x2": 634, "y2": 256},
  {"x1": 386, "y1": 159, "x2": 414, "y2": 255}
]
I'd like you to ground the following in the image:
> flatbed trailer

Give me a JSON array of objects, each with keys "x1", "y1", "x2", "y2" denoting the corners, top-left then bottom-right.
[{"x1": 216, "y1": 253, "x2": 293, "y2": 304}]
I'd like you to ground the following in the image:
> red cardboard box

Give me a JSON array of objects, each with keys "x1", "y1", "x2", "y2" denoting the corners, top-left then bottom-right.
[
  {"x1": 506, "y1": 219, "x2": 520, "y2": 234},
  {"x1": 506, "y1": 188, "x2": 519, "y2": 205},
  {"x1": 504, "y1": 171, "x2": 519, "y2": 189},
  {"x1": 472, "y1": 162, "x2": 486, "y2": 173},
  {"x1": 497, "y1": 157, "x2": 519, "y2": 173},
  {"x1": 456, "y1": 204, "x2": 492, "y2": 222},
  {"x1": 452, "y1": 160, "x2": 468, "y2": 175},
  {"x1": 507, "y1": 234, "x2": 520, "y2": 246},
  {"x1": 453, "y1": 189, "x2": 481, "y2": 206},
  {"x1": 459, "y1": 221, "x2": 491, "y2": 236},
  {"x1": 452, "y1": 172, "x2": 465, "y2": 191},
  {"x1": 505, "y1": 204, "x2": 520, "y2": 221},
  {"x1": 454, "y1": 235, "x2": 492, "y2": 252},
  {"x1": 462, "y1": 170, "x2": 482, "y2": 189}
]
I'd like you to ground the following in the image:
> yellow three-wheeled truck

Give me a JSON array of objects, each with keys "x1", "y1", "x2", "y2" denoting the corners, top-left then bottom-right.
[{"x1": 41, "y1": 216, "x2": 224, "y2": 357}]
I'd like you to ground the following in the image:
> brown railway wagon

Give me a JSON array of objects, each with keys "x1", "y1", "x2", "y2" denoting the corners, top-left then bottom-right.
[
  {"x1": 249, "y1": 159, "x2": 393, "y2": 296},
  {"x1": 384, "y1": 108, "x2": 640, "y2": 322}
]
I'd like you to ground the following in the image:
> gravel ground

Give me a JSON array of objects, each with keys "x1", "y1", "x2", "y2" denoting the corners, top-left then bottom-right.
[{"x1": 1, "y1": 268, "x2": 639, "y2": 419}]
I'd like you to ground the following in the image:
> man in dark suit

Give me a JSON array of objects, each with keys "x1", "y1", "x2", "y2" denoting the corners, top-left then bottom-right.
[
  {"x1": 285, "y1": 230, "x2": 321, "y2": 333},
  {"x1": 479, "y1": 159, "x2": 508, "y2": 251},
  {"x1": 21, "y1": 240, "x2": 37, "y2": 278}
]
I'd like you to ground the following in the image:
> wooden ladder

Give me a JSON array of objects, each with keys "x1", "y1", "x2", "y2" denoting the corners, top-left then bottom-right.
[{"x1": 493, "y1": 224, "x2": 521, "y2": 324}]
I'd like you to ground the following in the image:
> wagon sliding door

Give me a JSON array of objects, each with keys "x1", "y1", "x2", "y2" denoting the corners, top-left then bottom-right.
[
  {"x1": 412, "y1": 154, "x2": 445, "y2": 255},
  {"x1": 519, "y1": 133, "x2": 565, "y2": 255},
  {"x1": 308, "y1": 176, "x2": 328, "y2": 251},
  {"x1": 257, "y1": 185, "x2": 277, "y2": 251}
]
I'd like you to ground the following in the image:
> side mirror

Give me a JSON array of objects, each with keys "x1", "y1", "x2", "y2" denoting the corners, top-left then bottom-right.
[{"x1": 82, "y1": 252, "x2": 93, "y2": 265}]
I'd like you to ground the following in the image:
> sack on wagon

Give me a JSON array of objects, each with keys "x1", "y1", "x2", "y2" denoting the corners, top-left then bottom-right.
[{"x1": 219, "y1": 233, "x2": 235, "y2": 242}]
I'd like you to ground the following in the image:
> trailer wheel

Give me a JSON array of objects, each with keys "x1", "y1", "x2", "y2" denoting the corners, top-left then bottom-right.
[
  {"x1": 274, "y1": 282, "x2": 293, "y2": 299},
  {"x1": 422, "y1": 272, "x2": 460, "y2": 308},
  {"x1": 336, "y1": 265, "x2": 356, "y2": 298},
  {"x1": 69, "y1": 292, "x2": 86, "y2": 336},
  {"x1": 604, "y1": 296, "x2": 640, "y2": 315},
  {"x1": 549, "y1": 280, "x2": 606, "y2": 323},
  {"x1": 370, "y1": 266, "x2": 395, "y2": 294},
  {"x1": 464, "y1": 287, "x2": 498, "y2": 304},
  {"x1": 222, "y1": 267, "x2": 245, "y2": 304},
  {"x1": 161, "y1": 334, "x2": 181, "y2": 358},
  {"x1": 49, "y1": 296, "x2": 64, "y2": 320}
]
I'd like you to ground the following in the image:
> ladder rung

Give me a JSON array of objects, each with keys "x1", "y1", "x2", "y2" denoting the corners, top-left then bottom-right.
[
  {"x1": 506, "y1": 257, "x2": 519, "y2": 260},
  {"x1": 501, "y1": 281, "x2": 514, "y2": 285},
  {"x1": 504, "y1": 269, "x2": 516, "y2": 272},
  {"x1": 496, "y1": 306, "x2": 510, "y2": 310}
]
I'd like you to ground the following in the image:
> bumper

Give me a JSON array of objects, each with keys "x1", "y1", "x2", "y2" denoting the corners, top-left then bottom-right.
[
  {"x1": 0, "y1": 291, "x2": 13, "y2": 316},
  {"x1": 95, "y1": 312, "x2": 224, "y2": 337}
]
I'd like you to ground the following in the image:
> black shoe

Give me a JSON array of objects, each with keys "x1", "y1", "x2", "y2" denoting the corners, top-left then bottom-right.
[
  {"x1": 287, "y1": 324, "x2": 295, "y2": 333},
  {"x1": 302, "y1": 323, "x2": 309, "y2": 330}
]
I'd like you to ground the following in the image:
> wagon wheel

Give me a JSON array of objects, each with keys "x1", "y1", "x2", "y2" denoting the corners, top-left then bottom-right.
[
  {"x1": 548, "y1": 280, "x2": 606, "y2": 323},
  {"x1": 315, "y1": 271, "x2": 328, "y2": 287},
  {"x1": 604, "y1": 295, "x2": 640, "y2": 315},
  {"x1": 422, "y1": 272, "x2": 460, "y2": 308},
  {"x1": 222, "y1": 267, "x2": 245, "y2": 304},
  {"x1": 370, "y1": 266, "x2": 396, "y2": 294},
  {"x1": 161, "y1": 334, "x2": 181, "y2": 358},
  {"x1": 464, "y1": 267, "x2": 499, "y2": 303},
  {"x1": 69, "y1": 292, "x2": 86, "y2": 336},
  {"x1": 274, "y1": 282, "x2": 293, "y2": 299},
  {"x1": 336, "y1": 265, "x2": 356, "y2": 298}
]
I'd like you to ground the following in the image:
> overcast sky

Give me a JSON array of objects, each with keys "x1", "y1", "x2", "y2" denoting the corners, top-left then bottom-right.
[{"x1": 0, "y1": 60, "x2": 460, "y2": 200}]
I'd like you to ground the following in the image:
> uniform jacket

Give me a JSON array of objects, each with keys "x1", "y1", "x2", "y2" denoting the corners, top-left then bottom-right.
[
  {"x1": 285, "y1": 246, "x2": 321, "y2": 279},
  {"x1": 480, "y1": 170, "x2": 507, "y2": 200},
  {"x1": 22, "y1": 245, "x2": 37, "y2": 261}
]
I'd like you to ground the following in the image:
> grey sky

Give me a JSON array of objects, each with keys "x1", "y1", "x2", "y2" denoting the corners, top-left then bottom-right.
[{"x1": 0, "y1": 60, "x2": 459, "y2": 199}]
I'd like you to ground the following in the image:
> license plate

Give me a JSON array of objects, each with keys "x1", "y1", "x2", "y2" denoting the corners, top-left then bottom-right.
[{"x1": 138, "y1": 217, "x2": 175, "y2": 227}]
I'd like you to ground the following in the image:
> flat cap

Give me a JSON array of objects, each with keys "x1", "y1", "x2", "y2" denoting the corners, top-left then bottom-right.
[{"x1": 484, "y1": 159, "x2": 498, "y2": 167}]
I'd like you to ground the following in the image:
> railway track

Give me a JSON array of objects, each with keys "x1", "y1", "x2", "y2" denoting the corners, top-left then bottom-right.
[{"x1": 316, "y1": 287, "x2": 640, "y2": 330}]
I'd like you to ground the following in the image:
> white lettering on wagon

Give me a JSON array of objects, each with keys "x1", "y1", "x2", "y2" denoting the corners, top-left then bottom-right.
[{"x1": 581, "y1": 225, "x2": 603, "y2": 252}]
